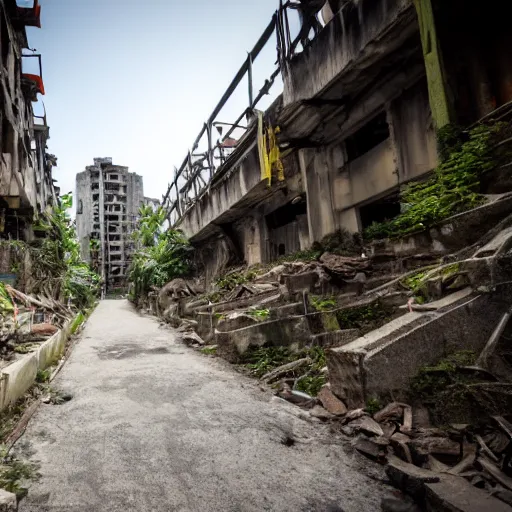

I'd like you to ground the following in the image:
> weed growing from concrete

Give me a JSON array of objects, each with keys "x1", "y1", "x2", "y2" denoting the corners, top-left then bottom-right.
[
  {"x1": 200, "y1": 346, "x2": 217, "y2": 356},
  {"x1": 240, "y1": 345, "x2": 327, "y2": 396},
  {"x1": 247, "y1": 308, "x2": 270, "y2": 321},
  {"x1": 0, "y1": 445, "x2": 40, "y2": 499}
]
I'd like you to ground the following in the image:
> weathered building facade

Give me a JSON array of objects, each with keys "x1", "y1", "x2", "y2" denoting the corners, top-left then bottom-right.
[
  {"x1": 162, "y1": 0, "x2": 512, "y2": 285},
  {"x1": 1, "y1": 0, "x2": 58, "y2": 240},
  {"x1": 76, "y1": 158, "x2": 153, "y2": 294}
]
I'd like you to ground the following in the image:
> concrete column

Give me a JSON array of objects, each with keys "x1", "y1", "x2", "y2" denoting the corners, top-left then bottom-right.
[{"x1": 413, "y1": 0, "x2": 452, "y2": 128}]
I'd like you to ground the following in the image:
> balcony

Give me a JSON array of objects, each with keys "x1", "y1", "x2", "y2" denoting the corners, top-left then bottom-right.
[
  {"x1": 21, "y1": 54, "x2": 45, "y2": 101},
  {"x1": 14, "y1": 0, "x2": 41, "y2": 28}
]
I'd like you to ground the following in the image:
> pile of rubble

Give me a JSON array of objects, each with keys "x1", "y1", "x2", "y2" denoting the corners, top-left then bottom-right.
[
  {"x1": 0, "y1": 283, "x2": 71, "y2": 367},
  {"x1": 272, "y1": 381, "x2": 512, "y2": 511}
]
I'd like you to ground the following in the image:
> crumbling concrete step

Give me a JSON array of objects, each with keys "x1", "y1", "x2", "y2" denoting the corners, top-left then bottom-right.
[
  {"x1": 327, "y1": 288, "x2": 501, "y2": 409},
  {"x1": 425, "y1": 474, "x2": 512, "y2": 511},
  {"x1": 269, "y1": 302, "x2": 305, "y2": 319},
  {"x1": 473, "y1": 225, "x2": 512, "y2": 258},
  {"x1": 194, "y1": 290, "x2": 282, "y2": 314},
  {"x1": 216, "y1": 302, "x2": 305, "y2": 332},
  {"x1": 369, "y1": 192, "x2": 512, "y2": 258},
  {"x1": 216, "y1": 315, "x2": 310, "y2": 362},
  {"x1": 311, "y1": 329, "x2": 359, "y2": 348},
  {"x1": 216, "y1": 312, "x2": 259, "y2": 332}
]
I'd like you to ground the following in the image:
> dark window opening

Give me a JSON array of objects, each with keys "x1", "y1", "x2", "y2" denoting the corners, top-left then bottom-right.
[
  {"x1": 77, "y1": 199, "x2": 83, "y2": 214},
  {"x1": 278, "y1": 244, "x2": 286, "y2": 256},
  {"x1": 109, "y1": 174, "x2": 118, "y2": 180},
  {"x1": 92, "y1": 193, "x2": 99, "y2": 201},
  {"x1": 359, "y1": 193, "x2": 401, "y2": 229},
  {"x1": 92, "y1": 182, "x2": 99, "y2": 190},
  {"x1": 345, "y1": 112, "x2": 390, "y2": 162},
  {"x1": 266, "y1": 199, "x2": 307, "y2": 230}
]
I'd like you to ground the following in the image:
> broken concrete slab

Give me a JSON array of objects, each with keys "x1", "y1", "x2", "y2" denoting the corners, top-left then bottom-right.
[
  {"x1": 374, "y1": 402, "x2": 406, "y2": 423},
  {"x1": 260, "y1": 357, "x2": 312, "y2": 383},
  {"x1": 216, "y1": 312, "x2": 259, "y2": 332},
  {"x1": 328, "y1": 290, "x2": 509, "y2": 407},
  {"x1": 216, "y1": 315, "x2": 311, "y2": 362},
  {"x1": 409, "y1": 436, "x2": 461, "y2": 465},
  {"x1": 390, "y1": 433, "x2": 413, "y2": 464},
  {"x1": 386, "y1": 455, "x2": 440, "y2": 501},
  {"x1": 310, "y1": 329, "x2": 359, "y2": 348},
  {"x1": 309, "y1": 405, "x2": 335, "y2": 420},
  {"x1": 425, "y1": 474, "x2": 512, "y2": 512},
  {"x1": 350, "y1": 416, "x2": 384, "y2": 437},
  {"x1": 353, "y1": 435, "x2": 387, "y2": 462},
  {"x1": 371, "y1": 192, "x2": 512, "y2": 259},
  {"x1": 381, "y1": 494, "x2": 421, "y2": 512},
  {"x1": 473, "y1": 225, "x2": 512, "y2": 259},
  {"x1": 0, "y1": 489, "x2": 16, "y2": 511},
  {"x1": 317, "y1": 385, "x2": 347, "y2": 416}
]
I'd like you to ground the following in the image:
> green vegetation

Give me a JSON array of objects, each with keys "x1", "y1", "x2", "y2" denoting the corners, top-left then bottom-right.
[
  {"x1": 247, "y1": 308, "x2": 270, "y2": 321},
  {"x1": 128, "y1": 206, "x2": 192, "y2": 301},
  {"x1": 336, "y1": 301, "x2": 392, "y2": 330},
  {"x1": 310, "y1": 295, "x2": 337, "y2": 312},
  {"x1": 273, "y1": 248, "x2": 323, "y2": 264},
  {"x1": 214, "y1": 269, "x2": 257, "y2": 292},
  {"x1": 200, "y1": 346, "x2": 217, "y2": 356},
  {"x1": 295, "y1": 375, "x2": 326, "y2": 396},
  {"x1": 36, "y1": 368, "x2": 52, "y2": 384},
  {"x1": 400, "y1": 263, "x2": 461, "y2": 302},
  {"x1": 409, "y1": 351, "x2": 491, "y2": 424},
  {"x1": 0, "y1": 445, "x2": 40, "y2": 498},
  {"x1": 70, "y1": 311, "x2": 85, "y2": 334},
  {"x1": 364, "y1": 123, "x2": 508, "y2": 240},
  {"x1": 318, "y1": 228, "x2": 363, "y2": 256},
  {"x1": 240, "y1": 345, "x2": 327, "y2": 396},
  {"x1": 31, "y1": 193, "x2": 100, "y2": 309},
  {"x1": 365, "y1": 397, "x2": 382, "y2": 416},
  {"x1": 0, "y1": 283, "x2": 14, "y2": 314}
]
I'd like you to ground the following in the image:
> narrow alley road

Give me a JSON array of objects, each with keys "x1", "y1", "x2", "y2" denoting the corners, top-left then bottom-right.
[{"x1": 19, "y1": 301, "x2": 386, "y2": 512}]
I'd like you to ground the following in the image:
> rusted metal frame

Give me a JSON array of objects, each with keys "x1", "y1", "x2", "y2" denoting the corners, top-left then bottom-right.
[
  {"x1": 188, "y1": 151, "x2": 198, "y2": 201},
  {"x1": 165, "y1": 14, "x2": 277, "y2": 221},
  {"x1": 22, "y1": 52, "x2": 44, "y2": 81},
  {"x1": 284, "y1": 2, "x2": 291, "y2": 59},
  {"x1": 248, "y1": 52, "x2": 254, "y2": 108},
  {"x1": 206, "y1": 122, "x2": 215, "y2": 181}
]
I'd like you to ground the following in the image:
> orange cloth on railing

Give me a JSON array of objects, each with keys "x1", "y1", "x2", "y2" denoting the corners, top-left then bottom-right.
[{"x1": 23, "y1": 74, "x2": 45, "y2": 95}]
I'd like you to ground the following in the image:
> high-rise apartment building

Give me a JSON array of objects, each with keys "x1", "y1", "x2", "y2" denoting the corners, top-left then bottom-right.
[{"x1": 76, "y1": 158, "x2": 156, "y2": 294}]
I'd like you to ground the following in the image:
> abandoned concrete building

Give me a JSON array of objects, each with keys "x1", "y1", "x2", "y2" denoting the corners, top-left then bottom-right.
[
  {"x1": 153, "y1": 0, "x2": 512, "y2": 412},
  {"x1": 1, "y1": 0, "x2": 58, "y2": 240},
  {"x1": 161, "y1": 0, "x2": 512, "y2": 283},
  {"x1": 76, "y1": 158, "x2": 156, "y2": 293}
]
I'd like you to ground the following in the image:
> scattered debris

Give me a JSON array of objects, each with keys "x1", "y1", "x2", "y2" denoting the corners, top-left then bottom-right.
[
  {"x1": 353, "y1": 436, "x2": 387, "y2": 463},
  {"x1": 260, "y1": 357, "x2": 312, "y2": 384},
  {"x1": 317, "y1": 385, "x2": 347, "y2": 416},
  {"x1": 309, "y1": 405, "x2": 334, "y2": 421}
]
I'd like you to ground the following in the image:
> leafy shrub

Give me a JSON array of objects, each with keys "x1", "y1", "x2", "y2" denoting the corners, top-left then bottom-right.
[
  {"x1": 320, "y1": 228, "x2": 363, "y2": 256},
  {"x1": 31, "y1": 193, "x2": 99, "y2": 309},
  {"x1": 128, "y1": 207, "x2": 193, "y2": 300}
]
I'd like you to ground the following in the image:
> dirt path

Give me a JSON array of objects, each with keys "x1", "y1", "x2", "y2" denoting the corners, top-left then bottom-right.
[{"x1": 18, "y1": 300, "x2": 387, "y2": 512}]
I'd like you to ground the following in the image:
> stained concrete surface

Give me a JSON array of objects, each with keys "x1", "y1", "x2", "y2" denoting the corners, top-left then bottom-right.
[{"x1": 18, "y1": 300, "x2": 387, "y2": 512}]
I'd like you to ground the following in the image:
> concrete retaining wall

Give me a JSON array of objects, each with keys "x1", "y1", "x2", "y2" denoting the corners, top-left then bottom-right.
[{"x1": 0, "y1": 318, "x2": 74, "y2": 411}]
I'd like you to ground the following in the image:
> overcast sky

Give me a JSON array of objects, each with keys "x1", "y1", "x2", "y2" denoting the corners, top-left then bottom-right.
[{"x1": 27, "y1": 0, "x2": 281, "y2": 204}]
